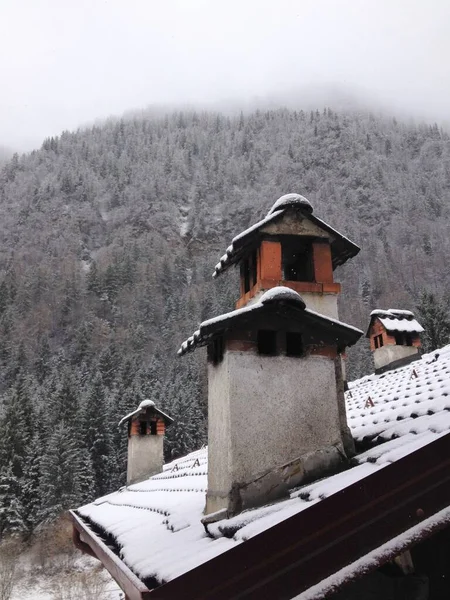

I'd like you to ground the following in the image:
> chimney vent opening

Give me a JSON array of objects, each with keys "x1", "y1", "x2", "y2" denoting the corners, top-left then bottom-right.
[
  {"x1": 374, "y1": 334, "x2": 383, "y2": 349},
  {"x1": 282, "y1": 238, "x2": 314, "y2": 282},
  {"x1": 286, "y1": 332, "x2": 304, "y2": 357},
  {"x1": 258, "y1": 330, "x2": 277, "y2": 355}
]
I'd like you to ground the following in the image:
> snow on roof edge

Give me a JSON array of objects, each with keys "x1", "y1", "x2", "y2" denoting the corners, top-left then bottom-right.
[{"x1": 178, "y1": 291, "x2": 363, "y2": 356}]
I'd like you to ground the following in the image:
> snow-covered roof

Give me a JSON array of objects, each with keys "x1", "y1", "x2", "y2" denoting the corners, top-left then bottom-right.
[
  {"x1": 76, "y1": 345, "x2": 450, "y2": 591},
  {"x1": 177, "y1": 286, "x2": 362, "y2": 356},
  {"x1": 368, "y1": 308, "x2": 424, "y2": 335},
  {"x1": 212, "y1": 194, "x2": 359, "y2": 278},
  {"x1": 346, "y1": 345, "x2": 450, "y2": 445}
]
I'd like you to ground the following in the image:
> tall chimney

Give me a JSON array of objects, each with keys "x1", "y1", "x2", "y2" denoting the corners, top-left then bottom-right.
[
  {"x1": 179, "y1": 194, "x2": 362, "y2": 517},
  {"x1": 119, "y1": 399, "x2": 173, "y2": 485},
  {"x1": 367, "y1": 309, "x2": 423, "y2": 374}
]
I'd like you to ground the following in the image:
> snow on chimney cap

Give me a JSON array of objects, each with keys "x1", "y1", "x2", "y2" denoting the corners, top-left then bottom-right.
[
  {"x1": 139, "y1": 399, "x2": 155, "y2": 409},
  {"x1": 260, "y1": 286, "x2": 306, "y2": 309},
  {"x1": 119, "y1": 399, "x2": 173, "y2": 427},
  {"x1": 268, "y1": 193, "x2": 313, "y2": 216},
  {"x1": 367, "y1": 309, "x2": 424, "y2": 336}
]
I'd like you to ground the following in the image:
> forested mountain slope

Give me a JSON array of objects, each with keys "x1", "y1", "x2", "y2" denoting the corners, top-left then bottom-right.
[{"x1": 0, "y1": 107, "x2": 449, "y2": 535}]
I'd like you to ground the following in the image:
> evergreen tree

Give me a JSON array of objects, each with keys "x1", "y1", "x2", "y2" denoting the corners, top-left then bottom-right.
[
  {"x1": 0, "y1": 464, "x2": 24, "y2": 535},
  {"x1": 416, "y1": 291, "x2": 450, "y2": 352},
  {"x1": 21, "y1": 433, "x2": 42, "y2": 536},
  {"x1": 83, "y1": 374, "x2": 113, "y2": 497},
  {"x1": 34, "y1": 336, "x2": 51, "y2": 384},
  {"x1": 0, "y1": 375, "x2": 34, "y2": 480},
  {"x1": 86, "y1": 261, "x2": 102, "y2": 296},
  {"x1": 39, "y1": 423, "x2": 84, "y2": 523}
]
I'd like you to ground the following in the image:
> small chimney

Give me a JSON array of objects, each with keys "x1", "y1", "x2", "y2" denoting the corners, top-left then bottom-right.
[
  {"x1": 367, "y1": 309, "x2": 423, "y2": 374},
  {"x1": 119, "y1": 399, "x2": 173, "y2": 485}
]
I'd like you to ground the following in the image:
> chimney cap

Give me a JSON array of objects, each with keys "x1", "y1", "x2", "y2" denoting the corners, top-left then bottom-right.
[
  {"x1": 367, "y1": 309, "x2": 424, "y2": 337},
  {"x1": 139, "y1": 399, "x2": 155, "y2": 409},
  {"x1": 212, "y1": 194, "x2": 359, "y2": 279},
  {"x1": 119, "y1": 400, "x2": 173, "y2": 427},
  {"x1": 268, "y1": 193, "x2": 313, "y2": 215},
  {"x1": 260, "y1": 286, "x2": 306, "y2": 309}
]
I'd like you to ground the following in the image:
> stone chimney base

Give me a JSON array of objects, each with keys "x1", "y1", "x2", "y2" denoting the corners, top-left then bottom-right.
[
  {"x1": 374, "y1": 346, "x2": 421, "y2": 375},
  {"x1": 206, "y1": 444, "x2": 346, "y2": 517}
]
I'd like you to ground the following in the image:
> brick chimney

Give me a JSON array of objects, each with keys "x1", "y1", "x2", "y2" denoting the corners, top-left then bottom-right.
[
  {"x1": 213, "y1": 193, "x2": 360, "y2": 320},
  {"x1": 119, "y1": 399, "x2": 173, "y2": 485},
  {"x1": 179, "y1": 194, "x2": 362, "y2": 517},
  {"x1": 367, "y1": 309, "x2": 423, "y2": 374}
]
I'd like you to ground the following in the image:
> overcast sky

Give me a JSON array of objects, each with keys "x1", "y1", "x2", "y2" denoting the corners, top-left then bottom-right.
[{"x1": 1, "y1": 0, "x2": 449, "y2": 150}]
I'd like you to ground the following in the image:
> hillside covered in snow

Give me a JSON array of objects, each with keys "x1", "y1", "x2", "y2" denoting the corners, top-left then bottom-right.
[{"x1": 0, "y1": 107, "x2": 449, "y2": 537}]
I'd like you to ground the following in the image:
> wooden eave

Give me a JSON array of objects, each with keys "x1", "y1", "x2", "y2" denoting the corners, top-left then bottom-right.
[
  {"x1": 72, "y1": 432, "x2": 450, "y2": 599},
  {"x1": 183, "y1": 303, "x2": 362, "y2": 355},
  {"x1": 146, "y1": 407, "x2": 174, "y2": 426},
  {"x1": 120, "y1": 406, "x2": 174, "y2": 427},
  {"x1": 71, "y1": 510, "x2": 154, "y2": 600}
]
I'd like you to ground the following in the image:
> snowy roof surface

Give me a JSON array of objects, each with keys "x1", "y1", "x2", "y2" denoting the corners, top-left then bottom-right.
[
  {"x1": 346, "y1": 345, "x2": 450, "y2": 445},
  {"x1": 177, "y1": 287, "x2": 362, "y2": 356},
  {"x1": 368, "y1": 309, "x2": 424, "y2": 335},
  {"x1": 212, "y1": 194, "x2": 359, "y2": 278},
  {"x1": 77, "y1": 345, "x2": 450, "y2": 589}
]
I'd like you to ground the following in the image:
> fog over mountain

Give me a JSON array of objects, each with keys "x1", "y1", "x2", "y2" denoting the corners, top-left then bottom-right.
[{"x1": 1, "y1": 0, "x2": 449, "y2": 150}]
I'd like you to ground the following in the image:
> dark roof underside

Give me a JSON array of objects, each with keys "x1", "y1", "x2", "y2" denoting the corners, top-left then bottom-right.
[{"x1": 179, "y1": 300, "x2": 363, "y2": 356}]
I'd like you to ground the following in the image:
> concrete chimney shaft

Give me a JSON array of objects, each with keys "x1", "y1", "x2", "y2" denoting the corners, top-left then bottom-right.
[{"x1": 119, "y1": 399, "x2": 173, "y2": 486}]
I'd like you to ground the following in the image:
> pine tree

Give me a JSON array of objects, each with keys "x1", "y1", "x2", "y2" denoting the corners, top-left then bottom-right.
[
  {"x1": 0, "y1": 374, "x2": 34, "y2": 480},
  {"x1": 98, "y1": 344, "x2": 120, "y2": 389},
  {"x1": 416, "y1": 291, "x2": 450, "y2": 352},
  {"x1": 163, "y1": 362, "x2": 206, "y2": 460},
  {"x1": 21, "y1": 433, "x2": 41, "y2": 536},
  {"x1": 86, "y1": 261, "x2": 102, "y2": 296},
  {"x1": 83, "y1": 374, "x2": 113, "y2": 497},
  {"x1": 0, "y1": 281, "x2": 9, "y2": 315},
  {"x1": 38, "y1": 422, "x2": 93, "y2": 524},
  {"x1": 0, "y1": 464, "x2": 25, "y2": 535},
  {"x1": 34, "y1": 336, "x2": 51, "y2": 384},
  {"x1": 49, "y1": 371, "x2": 79, "y2": 427}
]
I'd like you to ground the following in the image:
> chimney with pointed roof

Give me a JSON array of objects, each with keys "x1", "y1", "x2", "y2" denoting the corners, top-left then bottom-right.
[
  {"x1": 213, "y1": 193, "x2": 360, "y2": 319},
  {"x1": 120, "y1": 399, "x2": 173, "y2": 485},
  {"x1": 179, "y1": 194, "x2": 363, "y2": 517},
  {"x1": 367, "y1": 309, "x2": 423, "y2": 374}
]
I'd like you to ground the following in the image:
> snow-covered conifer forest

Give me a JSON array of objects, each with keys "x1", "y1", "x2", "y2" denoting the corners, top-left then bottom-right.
[{"x1": 0, "y1": 107, "x2": 450, "y2": 538}]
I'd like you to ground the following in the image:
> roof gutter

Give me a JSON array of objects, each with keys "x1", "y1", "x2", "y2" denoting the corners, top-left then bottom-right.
[{"x1": 70, "y1": 510, "x2": 153, "y2": 600}]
